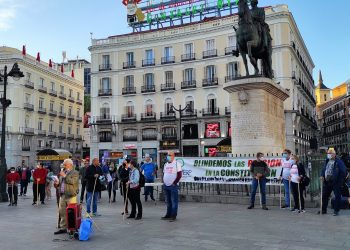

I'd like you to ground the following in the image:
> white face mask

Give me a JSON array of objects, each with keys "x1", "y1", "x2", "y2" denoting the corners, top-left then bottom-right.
[
  {"x1": 10, "y1": 171, "x2": 15, "y2": 173},
  {"x1": 259, "y1": 157, "x2": 264, "y2": 161},
  {"x1": 327, "y1": 154, "x2": 333, "y2": 160}
]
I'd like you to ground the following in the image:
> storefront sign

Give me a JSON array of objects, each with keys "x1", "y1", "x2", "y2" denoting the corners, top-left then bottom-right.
[
  {"x1": 124, "y1": 144, "x2": 137, "y2": 149},
  {"x1": 111, "y1": 152, "x2": 124, "y2": 158},
  {"x1": 217, "y1": 145, "x2": 232, "y2": 153},
  {"x1": 176, "y1": 157, "x2": 283, "y2": 185},
  {"x1": 37, "y1": 155, "x2": 69, "y2": 161},
  {"x1": 160, "y1": 140, "x2": 179, "y2": 150}
]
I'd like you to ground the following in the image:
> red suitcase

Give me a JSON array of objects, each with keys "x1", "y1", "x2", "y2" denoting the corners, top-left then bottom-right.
[{"x1": 66, "y1": 203, "x2": 82, "y2": 233}]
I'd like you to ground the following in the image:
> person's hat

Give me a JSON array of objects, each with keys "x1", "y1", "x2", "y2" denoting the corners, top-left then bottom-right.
[
  {"x1": 10, "y1": 167, "x2": 15, "y2": 171},
  {"x1": 328, "y1": 148, "x2": 336, "y2": 154}
]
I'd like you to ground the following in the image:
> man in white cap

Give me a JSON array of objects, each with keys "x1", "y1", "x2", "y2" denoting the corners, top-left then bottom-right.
[{"x1": 141, "y1": 153, "x2": 156, "y2": 201}]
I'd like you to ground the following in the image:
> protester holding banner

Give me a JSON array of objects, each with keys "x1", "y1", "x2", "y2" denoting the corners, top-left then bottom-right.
[
  {"x1": 248, "y1": 153, "x2": 270, "y2": 210},
  {"x1": 279, "y1": 149, "x2": 293, "y2": 209},
  {"x1": 162, "y1": 151, "x2": 182, "y2": 221},
  {"x1": 289, "y1": 155, "x2": 306, "y2": 213}
]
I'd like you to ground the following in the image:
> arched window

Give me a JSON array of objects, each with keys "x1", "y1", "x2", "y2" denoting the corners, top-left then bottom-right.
[
  {"x1": 123, "y1": 129, "x2": 137, "y2": 141},
  {"x1": 142, "y1": 128, "x2": 157, "y2": 141}
]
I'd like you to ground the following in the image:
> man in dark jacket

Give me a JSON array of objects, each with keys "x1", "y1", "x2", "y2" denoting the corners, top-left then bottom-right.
[
  {"x1": 79, "y1": 160, "x2": 89, "y2": 203},
  {"x1": 85, "y1": 158, "x2": 103, "y2": 216},
  {"x1": 18, "y1": 165, "x2": 31, "y2": 196},
  {"x1": 320, "y1": 148, "x2": 347, "y2": 216},
  {"x1": 118, "y1": 160, "x2": 130, "y2": 215}
]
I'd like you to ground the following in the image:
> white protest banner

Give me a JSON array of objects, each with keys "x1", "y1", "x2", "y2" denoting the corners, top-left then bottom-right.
[{"x1": 176, "y1": 157, "x2": 283, "y2": 185}]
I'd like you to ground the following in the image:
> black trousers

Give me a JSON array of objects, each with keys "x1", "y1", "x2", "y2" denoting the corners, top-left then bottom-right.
[
  {"x1": 80, "y1": 181, "x2": 87, "y2": 202},
  {"x1": 33, "y1": 183, "x2": 45, "y2": 202},
  {"x1": 121, "y1": 181, "x2": 129, "y2": 212},
  {"x1": 291, "y1": 182, "x2": 304, "y2": 210},
  {"x1": 108, "y1": 181, "x2": 116, "y2": 201},
  {"x1": 128, "y1": 188, "x2": 142, "y2": 217},
  {"x1": 322, "y1": 182, "x2": 341, "y2": 213},
  {"x1": 8, "y1": 185, "x2": 18, "y2": 204},
  {"x1": 20, "y1": 180, "x2": 29, "y2": 195}
]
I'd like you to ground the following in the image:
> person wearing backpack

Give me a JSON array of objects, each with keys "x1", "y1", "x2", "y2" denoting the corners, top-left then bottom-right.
[
  {"x1": 319, "y1": 148, "x2": 347, "y2": 216},
  {"x1": 127, "y1": 160, "x2": 142, "y2": 220},
  {"x1": 141, "y1": 154, "x2": 156, "y2": 202}
]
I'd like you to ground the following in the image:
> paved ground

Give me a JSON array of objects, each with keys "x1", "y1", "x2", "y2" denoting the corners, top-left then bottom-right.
[{"x1": 1, "y1": 188, "x2": 350, "y2": 250}]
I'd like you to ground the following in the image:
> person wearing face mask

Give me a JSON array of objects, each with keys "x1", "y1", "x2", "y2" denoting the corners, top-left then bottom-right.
[
  {"x1": 19, "y1": 165, "x2": 31, "y2": 196},
  {"x1": 141, "y1": 153, "x2": 156, "y2": 202},
  {"x1": 248, "y1": 153, "x2": 270, "y2": 210},
  {"x1": 6, "y1": 167, "x2": 21, "y2": 206},
  {"x1": 319, "y1": 148, "x2": 347, "y2": 216},
  {"x1": 107, "y1": 164, "x2": 118, "y2": 203},
  {"x1": 32, "y1": 163, "x2": 48, "y2": 205},
  {"x1": 279, "y1": 149, "x2": 293, "y2": 209},
  {"x1": 118, "y1": 160, "x2": 130, "y2": 215},
  {"x1": 127, "y1": 160, "x2": 142, "y2": 220},
  {"x1": 289, "y1": 155, "x2": 306, "y2": 213},
  {"x1": 161, "y1": 151, "x2": 182, "y2": 221}
]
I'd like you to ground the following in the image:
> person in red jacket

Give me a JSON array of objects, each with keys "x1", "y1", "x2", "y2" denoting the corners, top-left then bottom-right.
[
  {"x1": 6, "y1": 167, "x2": 21, "y2": 206},
  {"x1": 32, "y1": 163, "x2": 48, "y2": 205}
]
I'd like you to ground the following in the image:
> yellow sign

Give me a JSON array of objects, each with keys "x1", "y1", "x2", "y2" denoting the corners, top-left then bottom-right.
[
  {"x1": 37, "y1": 155, "x2": 70, "y2": 161},
  {"x1": 217, "y1": 146, "x2": 232, "y2": 153}
]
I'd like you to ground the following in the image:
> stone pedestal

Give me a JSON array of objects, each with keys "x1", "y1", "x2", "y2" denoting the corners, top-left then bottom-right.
[{"x1": 223, "y1": 77, "x2": 289, "y2": 156}]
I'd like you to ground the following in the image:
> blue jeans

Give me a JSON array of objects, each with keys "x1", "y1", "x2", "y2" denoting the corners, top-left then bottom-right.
[
  {"x1": 250, "y1": 178, "x2": 266, "y2": 205},
  {"x1": 145, "y1": 179, "x2": 154, "y2": 201},
  {"x1": 282, "y1": 179, "x2": 290, "y2": 207},
  {"x1": 164, "y1": 185, "x2": 179, "y2": 217},
  {"x1": 86, "y1": 191, "x2": 99, "y2": 214}
]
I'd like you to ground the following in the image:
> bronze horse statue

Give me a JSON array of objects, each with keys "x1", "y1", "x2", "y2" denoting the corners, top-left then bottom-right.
[{"x1": 234, "y1": 0, "x2": 273, "y2": 79}]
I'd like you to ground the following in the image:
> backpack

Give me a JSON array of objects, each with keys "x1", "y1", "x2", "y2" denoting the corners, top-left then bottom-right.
[{"x1": 139, "y1": 169, "x2": 145, "y2": 188}]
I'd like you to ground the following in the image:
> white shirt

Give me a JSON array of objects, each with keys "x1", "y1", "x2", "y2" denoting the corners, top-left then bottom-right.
[
  {"x1": 290, "y1": 164, "x2": 299, "y2": 183},
  {"x1": 282, "y1": 159, "x2": 292, "y2": 180},
  {"x1": 163, "y1": 161, "x2": 182, "y2": 186}
]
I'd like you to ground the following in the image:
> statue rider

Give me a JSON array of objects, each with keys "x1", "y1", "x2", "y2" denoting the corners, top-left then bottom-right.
[{"x1": 250, "y1": 0, "x2": 272, "y2": 50}]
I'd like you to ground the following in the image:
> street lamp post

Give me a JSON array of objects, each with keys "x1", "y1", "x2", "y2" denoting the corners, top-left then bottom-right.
[
  {"x1": 168, "y1": 104, "x2": 192, "y2": 156},
  {"x1": 0, "y1": 63, "x2": 24, "y2": 202}
]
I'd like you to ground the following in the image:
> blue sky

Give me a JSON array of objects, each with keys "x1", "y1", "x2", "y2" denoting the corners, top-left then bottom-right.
[{"x1": 1, "y1": 0, "x2": 349, "y2": 88}]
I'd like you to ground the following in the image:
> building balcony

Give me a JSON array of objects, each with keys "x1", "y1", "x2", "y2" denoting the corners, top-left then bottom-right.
[
  {"x1": 295, "y1": 78, "x2": 316, "y2": 105},
  {"x1": 76, "y1": 135, "x2": 82, "y2": 140},
  {"x1": 225, "y1": 74, "x2": 241, "y2": 82},
  {"x1": 23, "y1": 103, "x2": 34, "y2": 111},
  {"x1": 142, "y1": 134, "x2": 158, "y2": 141},
  {"x1": 67, "y1": 134, "x2": 74, "y2": 139},
  {"x1": 182, "y1": 109, "x2": 197, "y2": 118},
  {"x1": 48, "y1": 131, "x2": 56, "y2": 138},
  {"x1": 67, "y1": 114, "x2": 75, "y2": 121},
  {"x1": 57, "y1": 133, "x2": 66, "y2": 139},
  {"x1": 122, "y1": 87, "x2": 136, "y2": 95},
  {"x1": 141, "y1": 112, "x2": 156, "y2": 121},
  {"x1": 160, "y1": 112, "x2": 176, "y2": 120},
  {"x1": 181, "y1": 80, "x2": 196, "y2": 89},
  {"x1": 225, "y1": 107, "x2": 231, "y2": 115},
  {"x1": 48, "y1": 89, "x2": 57, "y2": 97},
  {"x1": 161, "y1": 83, "x2": 175, "y2": 92},
  {"x1": 95, "y1": 115, "x2": 112, "y2": 124},
  {"x1": 37, "y1": 130, "x2": 46, "y2": 136},
  {"x1": 98, "y1": 89, "x2": 112, "y2": 96},
  {"x1": 123, "y1": 135, "x2": 137, "y2": 142},
  {"x1": 99, "y1": 64, "x2": 112, "y2": 71},
  {"x1": 181, "y1": 53, "x2": 196, "y2": 62},
  {"x1": 24, "y1": 127, "x2": 35, "y2": 135},
  {"x1": 38, "y1": 85, "x2": 47, "y2": 93},
  {"x1": 202, "y1": 108, "x2": 220, "y2": 116},
  {"x1": 100, "y1": 137, "x2": 112, "y2": 143},
  {"x1": 22, "y1": 146, "x2": 30, "y2": 151},
  {"x1": 121, "y1": 114, "x2": 137, "y2": 122},
  {"x1": 225, "y1": 46, "x2": 237, "y2": 55},
  {"x1": 59, "y1": 92, "x2": 67, "y2": 100},
  {"x1": 49, "y1": 110, "x2": 57, "y2": 117},
  {"x1": 141, "y1": 85, "x2": 155, "y2": 93},
  {"x1": 25, "y1": 80, "x2": 34, "y2": 89},
  {"x1": 58, "y1": 112, "x2": 66, "y2": 119},
  {"x1": 38, "y1": 107, "x2": 46, "y2": 114},
  {"x1": 202, "y1": 77, "x2": 219, "y2": 87},
  {"x1": 161, "y1": 56, "x2": 175, "y2": 64},
  {"x1": 76, "y1": 99, "x2": 83, "y2": 105},
  {"x1": 203, "y1": 49, "x2": 217, "y2": 58},
  {"x1": 76, "y1": 116, "x2": 82, "y2": 122},
  {"x1": 68, "y1": 96, "x2": 75, "y2": 103},
  {"x1": 162, "y1": 134, "x2": 177, "y2": 140},
  {"x1": 142, "y1": 59, "x2": 155, "y2": 67},
  {"x1": 123, "y1": 61, "x2": 136, "y2": 69}
]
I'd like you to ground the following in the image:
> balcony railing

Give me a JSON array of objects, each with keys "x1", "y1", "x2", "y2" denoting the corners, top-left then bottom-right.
[
  {"x1": 225, "y1": 107, "x2": 231, "y2": 115},
  {"x1": 203, "y1": 49, "x2": 217, "y2": 58},
  {"x1": 38, "y1": 85, "x2": 47, "y2": 93},
  {"x1": 160, "y1": 112, "x2": 176, "y2": 120},
  {"x1": 48, "y1": 131, "x2": 56, "y2": 137},
  {"x1": 182, "y1": 109, "x2": 197, "y2": 117},
  {"x1": 49, "y1": 110, "x2": 57, "y2": 117},
  {"x1": 141, "y1": 112, "x2": 156, "y2": 121},
  {"x1": 57, "y1": 133, "x2": 66, "y2": 139},
  {"x1": 67, "y1": 114, "x2": 75, "y2": 121},
  {"x1": 23, "y1": 103, "x2": 34, "y2": 111},
  {"x1": 225, "y1": 74, "x2": 241, "y2": 82},
  {"x1": 202, "y1": 77, "x2": 218, "y2": 87},
  {"x1": 161, "y1": 83, "x2": 175, "y2": 91},
  {"x1": 142, "y1": 134, "x2": 158, "y2": 141},
  {"x1": 142, "y1": 59, "x2": 155, "y2": 67},
  {"x1": 99, "y1": 64, "x2": 112, "y2": 71},
  {"x1": 58, "y1": 112, "x2": 66, "y2": 119},
  {"x1": 141, "y1": 85, "x2": 155, "y2": 93},
  {"x1": 59, "y1": 92, "x2": 67, "y2": 100},
  {"x1": 67, "y1": 134, "x2": 74, "y2": 139},
  {"x1": 48, "y1": 89, "x2": 57, "y2": 96},
  {"x1": 161, "y1": 56, "x2": 175, "y2": 64},
  {"x1": 22, "y1": 146, "x2": 30, "y2": 151},
  {"x1": 100, "y1": 137, "x2": 112, "y2": 143},
  {"x1": 98, "y1": 89, "x2": 112, "y2": 96},
  {"x1": 38, "y1": 107, "x2": 46, "y2": 114},
  {"x1": 96, "y1": 115, "x2": 112, "y2": 123},
  {"x1": 123, "y1": 135, "x2": 138, "y2": 141},
  {"x1": 162, "y1": 134, "x2": 177, "y2": 140},
  {"x1": 76, "y1": 99, "x2": 83, "y2": 105},
  {"x1": 225, "y1": 46, "x2": 237, "y2": 55},
  {"x1": 181, "y1": 53, "x2": 196, "y2": 62},
  {"x1": 202, "y1": 108, "x2": 220, "y2": 116},
  {"x1": 121, "y1": 114, "x2": 137, "y2": 122},
  {"x1": 123, "y1": 61, "x2": 136, "y2": 69},
  {"x1": 122, "y1": 87, "x2": 136, "y2": 95},
  {"x1": 37, "y1": 130, "x2": 46, "y2": 136},
  {"x1": 76, "y1": 116, "x2": 82, "y2": 122},
  {"x1": 25, "y1": 80, "x2": 34, "y2": 89},
  {"x1": 181, "y1": 80, "x2": 196, "y2": 89},
  {"x1": 24, "y1": 127, "x2": 35, "y2": 134},
  {"x1": 68, "y1": 96, "x2": 75, "y2": 103},
  {"x1": 76, "y1": 135, "x2": 82, "y2": 140}
]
